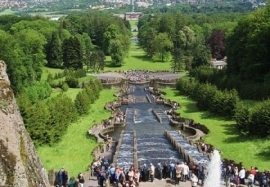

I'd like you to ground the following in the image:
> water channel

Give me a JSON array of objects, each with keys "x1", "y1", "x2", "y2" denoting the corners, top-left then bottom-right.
[{"x1": 108, "y1": 84, "x2": 208, "y2": 168}]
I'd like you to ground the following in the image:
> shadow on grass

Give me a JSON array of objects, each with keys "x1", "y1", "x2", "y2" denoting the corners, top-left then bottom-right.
[
  {"x1": 104, "y1": 60, "x2": 121, "y2": 68},
  {"x1": 131, "y1": 54, "x2": 154, "y2": 62},
  {"x1": 221, "y1": 124, "x2": 264, "y2": 144},
  {"x1": 256, "y1": 145, "x2": 270, "y2": 161},
  {"x1": 85, "y1": 131, "x2": 97, "y2": 141}
]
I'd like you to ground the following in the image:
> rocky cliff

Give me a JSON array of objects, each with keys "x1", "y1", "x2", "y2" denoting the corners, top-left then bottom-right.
[{"x1": 0, "y1": 60, "x2": 50, "y2": 187}]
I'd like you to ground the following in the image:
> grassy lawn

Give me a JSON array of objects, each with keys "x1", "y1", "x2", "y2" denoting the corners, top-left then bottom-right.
[
  {"x1": 129, "y1": 20, "x2": 138, "y2": 28},
  {"x1": 37, "y1": 89, "x2": 117, "y2": 177},
  {"x1": 0, "y1": 9, "x2": 16, "y2": 15},
  {"x1": 41, "y1": 67, "x2": 64, "y2": 81},
  {"x1": 161, "y1": 88, "x2": 270, "y2": 170},
  {"x1": 50, "y1": 88, "x2": 82, "y2": 101},
  {"x1": 104, "y1": 43, "x2": 171, "y2": 71}
]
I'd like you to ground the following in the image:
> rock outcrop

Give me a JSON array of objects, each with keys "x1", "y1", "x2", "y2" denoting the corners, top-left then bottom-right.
[{"x1": 0, "y1": 60, "x2": 50, "y2": 187}]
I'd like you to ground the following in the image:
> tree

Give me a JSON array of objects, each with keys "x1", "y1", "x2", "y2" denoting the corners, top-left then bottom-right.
[
  {"x1": 172, "y1": 26, "x2": 196, "y2": 71},
  {"x1": 153, "y1": 33, "x2": 173, "y2": 62},
  {"x1": 226, "y1": 5, "x2": 270, "y2": 82},
  {"x1": 0, "y1": 30, "x2": 26, "y2": 93},
  {"x1": 62, "y1": 36, "x2": 83, "y2": 69},
  {"x1": 74, "y1": 90, "x2": 90, "y2": 115},
  {"x1": 207, "y1": 29, "x2": 226, "y2": 60},
  {"x1": 14, "y1": 29, "x2": 47, "y2": 82},
  {"x1": 138, "y1": 25, "x2": 158, "y2": 58},
  {"x1": 108, "y1": 39, "x2": 125, "y2": 67},
  {"x1": 192, "y1": 36, "x2": 211, "y2": 68},
  {"x1": 89, "y1": 50, "x2": 105, "y2": 72},
  {"x1": 46, "y1": 31, "x2": 63, "y2": 68},
  {"x1": 82, "y1": 33, "x2": 94, "y2": 71}
]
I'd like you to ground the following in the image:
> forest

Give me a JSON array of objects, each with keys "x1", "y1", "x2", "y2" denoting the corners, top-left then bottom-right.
[
  {"x1": 0, "y1": 12, "x2": 131, "y2": 145},
  {"x1": 137, "y1": 3, "x2": 270, "y2": 137},
  {"x1": 0, "y1": 3, "x2": 269, "y2": 145}
]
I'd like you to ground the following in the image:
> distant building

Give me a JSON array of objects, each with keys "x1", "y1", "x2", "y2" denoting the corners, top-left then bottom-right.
[
  {"x1": 91, "y1": 5, "x2": 105, "y2": 9},
  {"x1": 124, "y1": 12, "x2": 143, "y2": 20},
  {"x1": 209, "y1": 58, "x2": 227, "y2": 69}
]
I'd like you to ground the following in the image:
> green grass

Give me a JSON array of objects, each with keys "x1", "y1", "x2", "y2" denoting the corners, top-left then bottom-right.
[
  {"x1": 129, "y1": 20, "x2": 138, "y2": 28},
  {"x1": 104, "y1": 43, "x2": 171, "y2": 71},
  {"x1": 50, "y1": 88, "x2": 82, "y2": 101},
  {"x1": 0, "y1": 9, "x2": 16, "y2": 15},
  {"x1": 41, "y1": 67, "x2": 64, "y2": 81},
  {"x1": 37, "y1": 89, "x2": 117, "y2": 177},
  {"x1": 161, "y1": 88, "x2": 270, "y2": 170},
  {"x1": 78, "y1": 75, "x2": 95, "y2": 83}
]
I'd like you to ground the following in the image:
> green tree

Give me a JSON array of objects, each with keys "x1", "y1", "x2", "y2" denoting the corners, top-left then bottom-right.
[
  {"x1": 24, "y1": 101, "x2": 51, "y2": 145},
  {"x1": 89, "y1": 50, "x2": 105, "y2": 72},
  {"x1": 15, "y1": 29, "x2": 47, "y2": 81},
  {"x1": 226, "y1": 6, "x2": 270, "y2": 82},
  {"x1": 0, "y1": 30, "x2": 26, "y2": 93},
  {"x1": 108, "y1": 39, "x2": 125, "y2": 67},
  {"x1": 153, "y1": 33, "x2": 173, "y2": 62},
  {"x1": 62, "y1": 36, "x2": 83, "y2": 69},
  {"x1": 74, "y1": 90, "x2": 90, "y2": 115},
  {"x1": 46, "y1": 31, "x2": 63, "y2": 68},
  {"x1": 82, "y1": 33, "x2": 94, "y2": 71}
]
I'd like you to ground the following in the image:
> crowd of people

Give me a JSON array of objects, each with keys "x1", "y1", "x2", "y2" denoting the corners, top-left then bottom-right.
[
  {"x1": 122, "y1": 70, "x2": 150, "y2": 82},
  {"x1": 90, "y1": 157, "x2": 201, "y2": 187},
  {"x1": 55, "y1": 168, "x2": 85, "y2": 187},
  {"x1": 222, "y1": 165, "x2": 270, "y2": 187}
]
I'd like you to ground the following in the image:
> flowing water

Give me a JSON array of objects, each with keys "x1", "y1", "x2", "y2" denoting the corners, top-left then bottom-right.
[
  {"x1": 204, "y1": 150, "x2": 222, "y2": 187},
  {"x1": 110, "y1": 84, "x2": 209, "y2": 168}
]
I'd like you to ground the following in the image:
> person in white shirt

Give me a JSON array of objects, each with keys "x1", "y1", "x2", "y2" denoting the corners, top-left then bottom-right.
[
  {"x1": 247, "y1": 173, "x2": 254, "y2": 187},
  {"x1": 149, "y1": 163, "x2": 155, "y2": 182},
  {"x1": 182, "y1": 162, "x2": 189, "y2": 182},
  {"x1": 239, "y1": 167, "x2": 246, "y2": 185},
  {"x1": 190, "y1": 173, "x2": 198, "y2": 187}
]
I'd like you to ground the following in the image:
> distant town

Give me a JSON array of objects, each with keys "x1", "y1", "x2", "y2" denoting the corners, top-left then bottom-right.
[{"x1": 0, "y1": 0, "x2": 267, "y2": 13}]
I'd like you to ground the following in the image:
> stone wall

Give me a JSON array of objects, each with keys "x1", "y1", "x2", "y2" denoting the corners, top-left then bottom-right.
[{"x1": 0, "y1": 60, "x2": 50, "y2": 187}]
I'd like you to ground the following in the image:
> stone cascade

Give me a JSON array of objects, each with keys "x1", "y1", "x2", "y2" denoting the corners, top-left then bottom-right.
[
  {"x1": 151, "y1": 108, "x2": 169, "y2": 124},
  {"x1": 136, "y1": 133, "x2": 182, "y2": 166},
  {"x1": 125, "y1": 108, "x2": 135, "y2": 124},
  {"x1": 165, "y1": 130, "x2": 209, "y2": 165},
  {"x1": 115, "y1": 130, "x2": 135, "y2": 169},
  {"x1": 146, "y1": 93, "x2": 155, "y2": 103}
]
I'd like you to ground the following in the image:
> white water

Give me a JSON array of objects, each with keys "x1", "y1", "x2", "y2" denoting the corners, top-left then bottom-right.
[{"x1": 204, "y1": 150, "x2": 222, "y2": 187}]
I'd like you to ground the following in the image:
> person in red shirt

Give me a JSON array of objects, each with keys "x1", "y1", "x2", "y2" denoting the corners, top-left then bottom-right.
[{"x1": 249, "y1": 166, "x2": 257, "y2": 184}]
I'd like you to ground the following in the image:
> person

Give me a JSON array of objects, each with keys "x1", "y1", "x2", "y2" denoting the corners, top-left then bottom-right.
[
  {"x1": 247, "y1": 173, "x2": 255, "y2": 187},
  {"x1": 250, "y1": 166, "x2": 257, "y2": 184},
  {"x1": 162, "y1": 162, "x2": 169, "y2": 179},
  {"x1": 62, "y1": 170, "x2": 68, "y2": 187},
  {"x1": 190, "y1": 173, "x2": 198, "y2": 187},
  {"x1": 57, "y1": 168, "x2": 64, "y2": 186},
  {"x1": 182, "y1": 162, "x2": 189, "y2": 182},
  {"x1": 142, "y1": 164, "x2": 149, "y2": 182},
  {"x1": 98, "y1": 170, "x2": 107, "y2": 187},
  {"x1": 109, "y1": 164, "x2": 116, "y2": 184},
  {"x1": 77, "y1": 172, "x2": 85, "y2": 187},
  {"x1": 68, "y1": 177, "x2": 76, "y2": 187},
  {"x1": 239, "y1": 166, "x2": 246, "y2": 185},
  {"x1": 175, "y1": 166, "x2": 182, "y2": 185},
  {"x1": 260, "y1": 172, "x2": 268, "y2": 187},
  {"x1": 157, "y1": 163, "x2": 163, "y2": 180},
  {"x1": 234, "y1": 166, "x2": 240, "y2": 186},
  {"x1": 134, "y1": 169, "x2": 140, "y2": 187},
  {"x1": 128, "y1": 167, "x2": 135, "y2": 186},
  {"x1": 119, "y1": 168, "x2": 126, "y2": 187},
  {"x1": 149, "y1": 163, "x2": 155, "y2": 182},
  {"x1": 169, "y1": 162, "x2": 175, "y2": 179}
]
